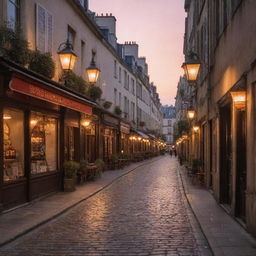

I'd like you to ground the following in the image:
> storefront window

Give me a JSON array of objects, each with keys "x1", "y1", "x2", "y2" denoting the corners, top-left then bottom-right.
[
  {"x1": 30, "y1": 112, "x2": 58, "y2": 174},
  {"x1": 3, "y1": 108, "x2": 24, "y2": 182}
]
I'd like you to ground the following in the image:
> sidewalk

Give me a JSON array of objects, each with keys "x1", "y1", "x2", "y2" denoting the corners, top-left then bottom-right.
[
  {"x1": 179, "y1": 165, "x2": 256, "y2": 256},
  {"x1": 0, "y1": 156, "x2": 162, "y2": 247}
]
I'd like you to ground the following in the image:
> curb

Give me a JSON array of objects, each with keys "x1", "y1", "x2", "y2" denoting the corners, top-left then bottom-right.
[{"x1": 0, "y1": 156, "x2": 163, "y2": 247}]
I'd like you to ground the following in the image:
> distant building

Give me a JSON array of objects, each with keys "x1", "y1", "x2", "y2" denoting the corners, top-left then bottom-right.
[{"x1": 161, "y1": 105, "x2": 176, "y2": 147}]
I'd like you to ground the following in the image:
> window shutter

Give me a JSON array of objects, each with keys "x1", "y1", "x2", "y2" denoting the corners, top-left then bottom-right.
[
  {"x1": 36, "y1": 4, "x2": 46, "y2": 52},
  {"x1": 36, "y1": 4, "x2": 53, "y2": 53},
  {"x1": 47, "y1": 12, "x2": 53, "y2": 53}
]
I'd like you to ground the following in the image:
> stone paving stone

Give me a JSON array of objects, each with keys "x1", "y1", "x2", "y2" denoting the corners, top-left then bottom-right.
[{"x1": 0, "y1": 156, "x2": 205, "y2": 255}]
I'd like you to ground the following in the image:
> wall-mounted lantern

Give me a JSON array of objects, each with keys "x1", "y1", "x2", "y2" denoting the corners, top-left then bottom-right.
[
  {"x1": 86, "y1": 50, "x2": 100, "y2": 84},
  {"x1": 187, "y1": 110, "x2": 195, "y2": 120},
  {"x1": 3, "y1": 114, "x2": 12, "y2": 120},
  {"x1": 182, "y1": 53, "x2": 201, "y2": 82},
  {"x1": 81, "y1": 119, "x2": 91, "y2": 127},
  {"x1": 230, "y1": 91, "x2": 246, "y2": 110},
  {"x1": 193, "y1": 126, "x2": 200, "y2": 133},
  {"x1": 58, "y1": 40, "x2": 77, "y2": 71}
]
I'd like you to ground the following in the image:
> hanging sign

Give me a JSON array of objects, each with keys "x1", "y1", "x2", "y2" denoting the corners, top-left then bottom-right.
[{"x1": 9, "y1": 77, "x2": 92, "y2": 115}]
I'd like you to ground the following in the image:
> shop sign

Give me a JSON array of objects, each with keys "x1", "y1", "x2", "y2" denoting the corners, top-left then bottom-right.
[
  {"x1": 10, "y1": 77, "x2": 92, "y2": 115},
  {"x1": 103, "y1": 114, "x2": 119, "y2": 126},
  {"x1": 120, "y1": 121, "x2": 130, "y2": 134}
]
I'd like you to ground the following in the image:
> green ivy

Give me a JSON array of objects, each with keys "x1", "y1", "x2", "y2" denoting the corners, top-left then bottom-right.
[
  {"x1": 29, "y1": 51, "x2": 55, "y2": 79},
  {"x1": 0, "y1": 25, "x2": 30, "y2": 65},
  {"x1": 63, "y1": 71, "x2": 89, "y2": 95},
  {"x1": 103, "y1": 101, "x2": 112, "y2": 109},
  {"x1": 87, "y1": 85, "x2": 102, "y2": 101},
  {"x1": 114, "y1": 106, "x2": 122, "y2": 115}
]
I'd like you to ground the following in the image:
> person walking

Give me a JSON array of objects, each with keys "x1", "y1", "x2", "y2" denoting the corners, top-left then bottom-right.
[{"x1": 169, "y1": 149, "x2": 173, "y2": 157}]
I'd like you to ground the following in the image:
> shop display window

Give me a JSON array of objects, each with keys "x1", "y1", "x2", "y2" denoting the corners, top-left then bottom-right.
[
  {"x1": 30, "y1": 112, "x2": 58, "y2": 174},
  {"x1": 3, "y1": 108, "x2": 24, "y2": 182}
]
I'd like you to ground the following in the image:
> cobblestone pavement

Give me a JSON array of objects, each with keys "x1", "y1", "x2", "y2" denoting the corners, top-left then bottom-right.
[{"x1": 0, "y1": 156, "x2": 202, "y2": 256}]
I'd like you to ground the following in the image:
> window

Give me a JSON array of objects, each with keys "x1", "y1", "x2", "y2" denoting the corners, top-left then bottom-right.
[
  {"x1": 131, "y1": 78, "x2": 135, "y2": 95},
  {"x1": 131, "y1": 102, "x2": 135, "y2": 121},
  {"x1": 30, "y1": 112, "x2": 58, "y2": 174},
  {"x1": 3, "y1": 108, "x2": 24, "y2": 182},
  {"x1": 114, "y1": 88, "x2": 117, "y2": 106},
  {"x1": 119, "y1": 67, "x2": 121, "y2": 82},
  {"x1": 232, "y1": 0, "x2": 242, "y2": 14},
  {"x1": 114, "y1": 60, "x2": 117, "y2": 78},
  {"x1": 119, "y1": 92, "x2": 121, "y2": 107},
  {"x1": 68, "y1": 26, "x2": 76, "y2": 46},
  {"x1": 137, "y1": 83, "x2": 142, "y2": 99},
  {"x1": 79, "y1": 0, "x2": 88, "y2": 10},
  {"x1": 36, "y1": 3, "x2": 53, "y2": 53},
  {"x1": 168, "y1": 120, "x2": 172, "y2": 126},
  {"x1": 81, "y1": 41, "x2": 85, "y2": 73},
  {"x1": 7, "y1": 0, "x2": 20, "y2": 29}
]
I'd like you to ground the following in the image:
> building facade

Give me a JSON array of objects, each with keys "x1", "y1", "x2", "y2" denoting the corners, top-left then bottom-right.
[
  {"x1": 178, "y1": 0, "x2": 256, "y2": 237},
  {"x1": 0, "y1": 0, "x2": 163, "y2": 210},
  {"x1": 161, "y1": 105, "x2": 176, "y2": 148}
]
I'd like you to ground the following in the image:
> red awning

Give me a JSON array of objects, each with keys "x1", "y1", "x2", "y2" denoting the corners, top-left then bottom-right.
[{"x1": 9, "y1": 77, "x2": 92, "y2": 115}]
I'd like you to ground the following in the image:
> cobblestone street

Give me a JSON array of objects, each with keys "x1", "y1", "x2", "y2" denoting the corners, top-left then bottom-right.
[{"x1": 0, "y1": 156, "x2": 204, "y2": 256}]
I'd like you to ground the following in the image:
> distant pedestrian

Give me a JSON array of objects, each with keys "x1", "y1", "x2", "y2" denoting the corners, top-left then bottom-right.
[
  {"x1": 169, "y1": 149, "x2": 173, "y2": 157},
  {"x1": 174, "y1": 149, "x2": 177, "y2": 157}
]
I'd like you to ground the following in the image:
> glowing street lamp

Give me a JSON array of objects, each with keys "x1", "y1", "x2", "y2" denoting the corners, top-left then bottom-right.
[
  {"x1": 58, "y1": 40, "x2": 77, "y2": 71},
  {"x1": 193, "y1": 126, "x2": 200, "y2": 133},
  {"x1": 82, "y1": 120, "x2": 91, "y2": 127},
  {"x1": 86, "y1": 50, "x2": 100, "y2": 84},
  {"x1": 187, "y1": 110, "x2": 195, "y2": 120},
  {"x1": 230, "y1": 91, "x2": 246, "y2": 109},
  {"x1": 182, "y1": 53, "x2": 201, "y2": 82}
]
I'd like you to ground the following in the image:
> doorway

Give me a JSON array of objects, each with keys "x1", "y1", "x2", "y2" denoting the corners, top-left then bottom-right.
[
  {"x1": 235, "y1": 109, "x2": 246, "y2": 221},
  {"x1": 219, "y1": 104, "x2": 232, "y2": 205}
]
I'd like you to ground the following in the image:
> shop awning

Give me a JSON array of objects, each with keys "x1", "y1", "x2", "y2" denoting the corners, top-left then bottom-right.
[
  {"x1": 137, "y1": 131, "x2": 149, "y2": 138},
  {"x1": 9, "y1": 76, "x2": 93, "y2": 115},
  {"x1": 148, "y1": 134, "x2": 156, "y2": 139},
  {"x1": 1, "y1": 58, "x2": 96, "y2": 115}
]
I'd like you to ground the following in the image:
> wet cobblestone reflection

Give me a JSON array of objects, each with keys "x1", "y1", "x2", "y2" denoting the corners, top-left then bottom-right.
[{"x1": 1, "y1": 157, "x2": 200, "y2": 256}]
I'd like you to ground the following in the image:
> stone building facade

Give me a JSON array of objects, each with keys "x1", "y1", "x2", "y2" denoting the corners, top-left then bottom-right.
[
  {"x1": 179, "y1": 0, "x2": 256, "y2": 236},
  {"x1": 161, "y1": 105, "x2": 176, "y2": 148}
]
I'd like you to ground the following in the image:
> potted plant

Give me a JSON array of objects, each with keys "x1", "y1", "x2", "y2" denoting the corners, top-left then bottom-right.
[
  {"x1": 77, "y1": 159, "x2": 88, "y2": 184},
  {"x1": 191, "y1": 158, "x2": 201, "y2": 174},
  {"x1": 29, "y1": 51, "x2": 55, "y2": 79},
  {"x1": 114, "y1": 106, "x2": 122, "y2": 116},
  {"x1": 95, "y1": 158, "x2": 105, "y2": 177},
  {"x1": 63, "y1": 161, "x2": 80, "y2": 192},
  {"x1": 139, "y1": 121, "x2": 145, "y2": 127},
  {"x1": 103, "y1": 101, "x2": 112, "y2": 109}
]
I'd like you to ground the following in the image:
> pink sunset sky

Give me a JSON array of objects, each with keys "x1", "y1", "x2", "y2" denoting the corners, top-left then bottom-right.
[{"x1": 90, "y1": 0, "x2": 186, "y2": 105}]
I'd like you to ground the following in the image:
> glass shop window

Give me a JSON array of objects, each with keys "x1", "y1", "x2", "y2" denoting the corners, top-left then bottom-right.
[
  {"x1": 3, "y1": 108, "x2": 24, "y2": 182},
  {"x1": 30, "y1": 113, "x2": 58, "y2": 174}
]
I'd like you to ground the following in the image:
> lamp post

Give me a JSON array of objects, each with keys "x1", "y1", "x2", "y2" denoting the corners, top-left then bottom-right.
[
  {"x1": 182, "y1": 52, "x2": 201, "y2": 83},
  {"x1": 86, "y1": 50, "x2": 100, "y2": 84},
  {"x1": 58, "y1": 40, "x2": 77, "y2": 71}
]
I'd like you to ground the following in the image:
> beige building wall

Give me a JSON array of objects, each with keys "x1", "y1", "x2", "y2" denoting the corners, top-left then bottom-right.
[{"x1": 0, "y1": 0, "x2": 162, "y2": 132}]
